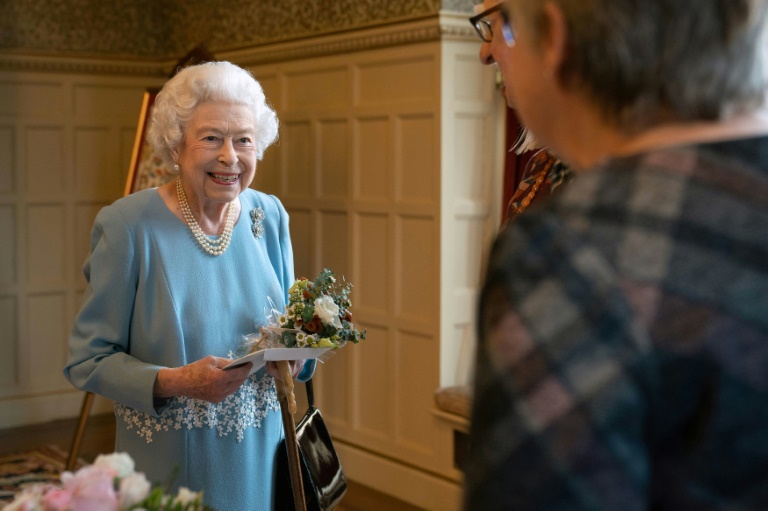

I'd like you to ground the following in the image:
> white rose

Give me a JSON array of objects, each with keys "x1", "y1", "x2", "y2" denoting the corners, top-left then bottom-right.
[
  {"x1": 314, "y1": 296, "x2": 342, "y2": 329},
  {"x1": 173, "y1": 487, "x2": 202, "y2": 507},
  {"x1": 118, "y1": 472, "x2": 151, "y2": 508},
  {"x1": 94, "y1": 452, "x2": 135, "y2": 478}
]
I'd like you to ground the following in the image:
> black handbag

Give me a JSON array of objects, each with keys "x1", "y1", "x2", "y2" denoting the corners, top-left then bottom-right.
[{"x1": 274, "y1": 378, "x2": 347, "y2": 510}]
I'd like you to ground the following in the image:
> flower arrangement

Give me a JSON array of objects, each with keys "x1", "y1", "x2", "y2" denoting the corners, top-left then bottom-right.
[
  {"x1": 261, "y1": 268, "x2": 366, "y2": 351},
  {"x1": 2, "y1": 452, "x2": 208, "y2": 511}
]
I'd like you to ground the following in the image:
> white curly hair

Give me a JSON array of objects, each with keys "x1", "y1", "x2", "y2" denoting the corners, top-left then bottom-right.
[{"x1": 146, "y1": 61, "x2": 279, "y2": 168}]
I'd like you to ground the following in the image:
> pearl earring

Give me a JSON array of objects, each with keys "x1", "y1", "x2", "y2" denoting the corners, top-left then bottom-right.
[{"x1": 173, "y1": 163, "x2": 180, "y2": 172}]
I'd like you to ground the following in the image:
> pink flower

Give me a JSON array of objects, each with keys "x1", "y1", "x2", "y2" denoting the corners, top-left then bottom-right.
[
  {"x1": 61, "y1": 465, "x2": 118, "y2": 511},
  {"x1": 41, "y1": 488, "x2": 72, "y2": 510}
]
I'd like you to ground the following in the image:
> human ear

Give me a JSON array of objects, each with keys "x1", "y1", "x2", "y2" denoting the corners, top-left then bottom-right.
[{"x1": 540, "y1": 1, "x2": 568, "y2": 80}]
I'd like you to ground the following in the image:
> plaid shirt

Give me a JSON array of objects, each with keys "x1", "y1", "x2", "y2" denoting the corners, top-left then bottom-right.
[{"x1": 465, "y1": 137, "x2": 768, "y2": 510}]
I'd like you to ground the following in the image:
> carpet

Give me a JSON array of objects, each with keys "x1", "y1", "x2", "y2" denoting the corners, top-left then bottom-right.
[{"x1": 0, "y1": 445, "x2": 83, "y2": 504}]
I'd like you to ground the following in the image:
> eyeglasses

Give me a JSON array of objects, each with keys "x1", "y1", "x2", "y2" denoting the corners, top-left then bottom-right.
[{"x1": 469, "y1": 3, "x2": 515, "y2": 46}]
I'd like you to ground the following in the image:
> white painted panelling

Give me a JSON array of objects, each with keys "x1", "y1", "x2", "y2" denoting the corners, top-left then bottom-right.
[
  {"x1": 0, "y1": 125, "x2": 14, "y2": 193},
  {"x1": 27, "y1": 293, "x2": 68, "y2": 392},
  {"x1": 334, "y1": 441, "x2": 462, "y2": 511},
  {"x1": 0, "y1": 206, "x2": 15, "y2": 285},
  {"x1": 26, "y1": 205, "x2": 66, "y2": 286},
  {"x1": 0, "y1": 82, "x2": 65, "y2": 118},
  {"x1": 25, "y1": 127, "x2": 65, "y2": 197},
  {"x1": 440, "y1": 38, "x2": 504, "y2": 394},
  {"x1": 453, "y1": 53, "x2": 492, "y2": 102},
  {"x1": 72, "y1": 85, "x2": 150, "y2": 122},
  {"x1": 0, "y1": 392, "x2": 114, "y2": 429},
  {"x1": 0, "y1": 70, "x2": 162, "y2": 428},
  {"x1": 450, "y1": 218, "x2": 487, "y2": 290},
  {"x1": 74, "y1": 128, "x2": 122, "y2": 198},
  {"x1": 0, "y1": 296, "x2": 18, "y2": 387},
  {"x1": 73, "y1": 203, "x2": 105, "y2": 283},
  {"x1": 452, "y1": 114, "x2": 491, "y2": 201}
]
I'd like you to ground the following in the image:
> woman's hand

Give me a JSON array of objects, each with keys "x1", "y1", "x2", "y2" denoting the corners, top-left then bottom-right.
[
  {"x1": 154, "y1": 356, "x2": 252, "y2": 404},
  {"x1": 265, "y1": 359, "x2": 305, "y2": 381}
]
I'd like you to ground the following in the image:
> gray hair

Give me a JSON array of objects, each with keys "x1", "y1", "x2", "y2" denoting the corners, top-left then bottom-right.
[
  {"x1": 510, "y1": 0, "x2": 768, "y2": 130},
  {"x1": 147, "y1": 61, "x2": 279, "y2": 167}
]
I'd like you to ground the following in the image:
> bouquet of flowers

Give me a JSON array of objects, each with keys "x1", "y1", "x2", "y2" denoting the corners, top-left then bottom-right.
[
  {"x1": 2, "y1": 452, "x2": 208, "y2": 511},
  {"x1": 231, "y1": 269, "x2": 365, "y2": 414},
  {"x1": 238, "y1": 268, "x2": 366, "y2": 357},
  {"x1": 269, "y1": 268, "x2": 366, "y2": 350}
]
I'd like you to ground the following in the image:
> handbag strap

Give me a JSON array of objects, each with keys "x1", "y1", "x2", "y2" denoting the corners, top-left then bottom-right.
[{"x1": 305, "y1": 378, "x2": 315, "y2": 410}]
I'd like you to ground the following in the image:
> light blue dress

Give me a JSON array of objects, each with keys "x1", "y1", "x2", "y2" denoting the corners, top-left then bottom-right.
[{"x1": 65, "y1": 187, "x2": 307, "y2": 510}]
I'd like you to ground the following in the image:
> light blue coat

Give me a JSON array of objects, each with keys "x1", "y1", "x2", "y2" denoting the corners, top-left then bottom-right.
[{"x1": 65, "y1": 188, "x2": 312, "y2": 510}]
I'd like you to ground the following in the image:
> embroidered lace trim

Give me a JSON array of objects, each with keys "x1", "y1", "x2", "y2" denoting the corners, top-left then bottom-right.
[{"x1": 115, "y1": 374, "x2": 280, "y2": 444}]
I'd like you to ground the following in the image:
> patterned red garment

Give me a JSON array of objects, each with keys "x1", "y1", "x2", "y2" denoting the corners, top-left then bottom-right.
[{"x1": 505, "y1": 150, "x2": 571, "y2": 223}]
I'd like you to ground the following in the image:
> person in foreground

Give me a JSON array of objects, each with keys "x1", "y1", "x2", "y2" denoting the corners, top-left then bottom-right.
[
  {"x1": 65, "y1": 61, "x2": 312, "y2": 510},
  {"x1": 466, "y1": 0, "x2": 768, "y2": 509}
]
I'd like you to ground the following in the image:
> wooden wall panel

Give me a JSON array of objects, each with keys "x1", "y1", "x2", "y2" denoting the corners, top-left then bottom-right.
[
  {"x1": 25, "y1": 127, "x2": 65, "y2": 196},
  {"x1": 356, "y1": 213, "x2": 390, "y2": 313},
  {"x1": 397, "y1": 115, "x2": 435, "y2": 204},
  {"x1": 318, "y1": 120, "x2": 349, "y2": 199},
  {"x1": 0, "y1": 297, "x2": 17, "y2": 387},
  {"x1": 0, "y1": 206, "x2": 14, "y2": 285},
  {"x1": 26, "y1": 205, "x2": 66, "y2": 286},
  {"x1": 356, "y1": 118, "x2": 391, "y2": 201},
  {"x1": 27, "y1": 293, "x2": 68, "y2": 392},
  {"x1": 0, "y1": 126, "x2": 14, "y2": 193},
  {"x1": 242, "y1": 36, "x2": 501, "y2": 506},
  {"x1": 318, "y1": 211, "x2": 349, "y2": 274},
  {"x1": 0, "y1": 82, "x2": 65, "y2": 118},
  {"x1": 0, "y1": 70, "x2": 162, "y2": 424},
  {"x1": 283, "y1": 121, "x2": 313, "y2": 198}
]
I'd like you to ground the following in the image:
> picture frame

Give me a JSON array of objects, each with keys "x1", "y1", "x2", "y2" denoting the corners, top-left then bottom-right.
[{"x1": 125, "y1": 88, "x2": 174, "y2": 196}]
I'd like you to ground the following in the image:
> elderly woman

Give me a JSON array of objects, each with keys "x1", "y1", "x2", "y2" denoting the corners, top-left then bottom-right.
[
  {"x1": 65, "y1": 61, "x2": 310, "y2": 509},
  {"x1": 466, "y1": 0, "x2": 768, "y2": 509}
]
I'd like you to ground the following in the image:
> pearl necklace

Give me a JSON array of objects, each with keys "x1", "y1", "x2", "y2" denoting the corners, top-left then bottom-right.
[{"x1": 176, "y1": 178, "x2": 235, "y2": 256}]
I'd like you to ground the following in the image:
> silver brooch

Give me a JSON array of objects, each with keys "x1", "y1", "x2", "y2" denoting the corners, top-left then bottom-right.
[{"x1": 250, "y1": 207, "x2": 265, "y2": 239}]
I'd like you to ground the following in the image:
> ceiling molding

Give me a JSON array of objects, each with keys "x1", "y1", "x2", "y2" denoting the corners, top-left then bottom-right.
[
  {"x1": 224, "y1": 13, "x2": 476, "y2": 66},
  {"x1": 0, "y1": 52, "x2": 169, "y2": 77},
  {"x1": 0, "y1": 14, "x2": 477, "y2": 75}
]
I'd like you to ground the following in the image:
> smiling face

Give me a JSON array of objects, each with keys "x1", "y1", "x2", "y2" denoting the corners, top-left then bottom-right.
[{"x1": 172, "y1": 101, "x2": 257, "y2": 209}]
